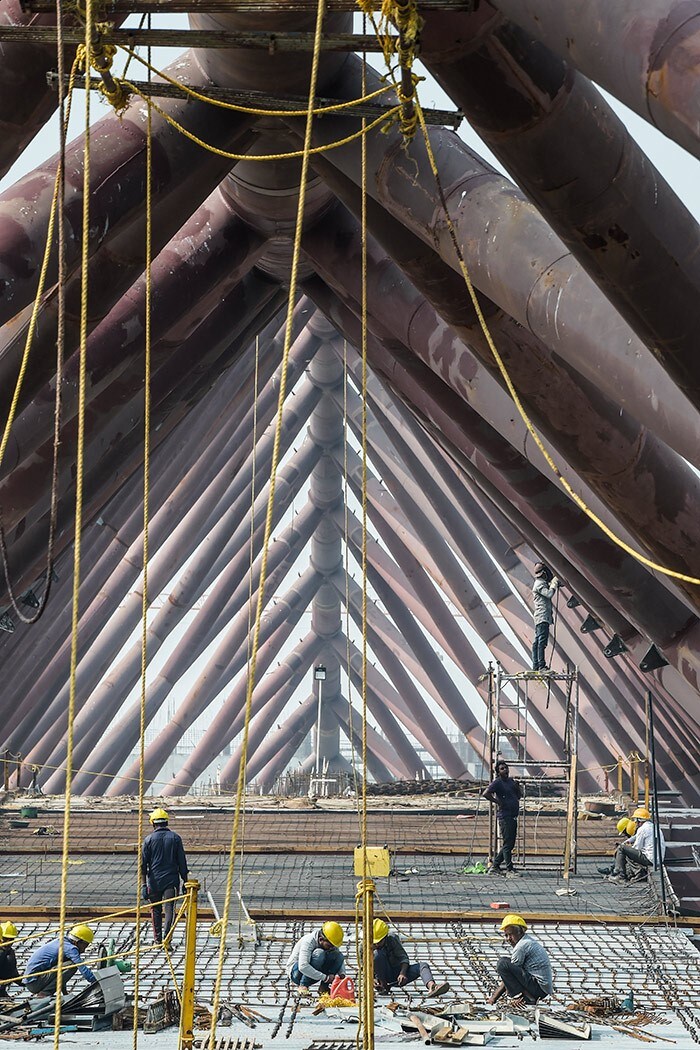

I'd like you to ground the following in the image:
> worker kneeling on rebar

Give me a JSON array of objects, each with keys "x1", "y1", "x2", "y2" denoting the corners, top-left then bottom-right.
[
  {"x1": 373, "y1": 919, "x2": 449, "y2": 997},
  {"x1": 286, "y1": 922, "x2": 346, "y2": 993},
  {"x1": 23, "y1": 924, "x2": 96, "y2": 997},
  {"x1": 487, "y1": 915, "x2": 553, "y2": 1006}
]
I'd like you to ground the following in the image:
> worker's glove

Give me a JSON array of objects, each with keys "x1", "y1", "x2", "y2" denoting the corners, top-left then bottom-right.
[
  {"x1": 141, "y1": 885, "x2": 150, "y2": 903},
  {"x1": 318, "y1": 980, "x2": 331, "y2": 995},
  {"x1": 551, "y1": 576, "x2": 559, "y2": 588}
]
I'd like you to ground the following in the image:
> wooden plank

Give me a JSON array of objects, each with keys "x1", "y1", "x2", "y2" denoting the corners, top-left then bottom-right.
[{"x1": 0, "y1": 25, "x2": 392, "y2": 51}]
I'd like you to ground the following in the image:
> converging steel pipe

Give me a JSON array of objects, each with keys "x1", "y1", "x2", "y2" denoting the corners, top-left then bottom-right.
[
  {"x1": 421, "y1": 7, "x2": 700, "y2": 394},
  {"x1": 489, "y1": 0, "x2": 700, "y2": 163}
]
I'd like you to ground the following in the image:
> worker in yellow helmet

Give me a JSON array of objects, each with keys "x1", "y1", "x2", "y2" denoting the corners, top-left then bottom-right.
[
  {"x1": 0, "y1": 922, "x2": 20, "y2": 1000},
  {"x1": 597, "y1": 817, "x2": 637, "y2": 877},
  {"x1": 141, "y1": 808, "x2": 189, "y2": 945},
  {"x1": 608, "y1": 807, "x2": 666, "y2": 884},
  {"x1": 487, "y1": 915, "x2": 553, "y2": 1006},
  {"x1": 24, "y1": 924, "x2": 96, "y2": 996},
  {"x1": 286, "y1": 922, "x2": 346, "y2": 993},
  {"x1": 372, "y1": 918, "x2": 449, "y2": 998}
]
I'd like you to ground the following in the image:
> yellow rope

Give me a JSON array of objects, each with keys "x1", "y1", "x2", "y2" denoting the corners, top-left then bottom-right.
[
  {"x1": 359, "y1": 40, "x2": 374, "y2": 1050},
  {"x1": 133, "y1": 61, "x2": 154, "y2": 1050},
  {"x1": 357, "y1": 0, "x2": 422, "y2": 140},
  {"x1": 121, "y1": 46, "x2": 395, "y2": 116},
  {"x1": 52, "y1": 4, "x2": 93, "y2": 1043},
  {"x1": 0, "y1": 58, "x2": 78, "y2": 474},
  {"x1": 206, "y1": 3, "x2": 328, "y2": 1047},
  {"x1": 115, "y1": 85, "x2": 400, "y2": 163},
  {"x1": 414, "y1": 100, "x2": 700, "y2": 589}
]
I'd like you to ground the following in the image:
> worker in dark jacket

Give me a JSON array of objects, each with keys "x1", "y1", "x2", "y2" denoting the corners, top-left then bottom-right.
[
  {"x1": 0, "y1": 923, "x2": 20, "y2": 999},
  {"x1": 373, "y1": 920, "x2": 449, "y2": 997},
  {"x1": 141, "y1": 808, "x2": 189, "y2": 944},
  {"x1": 531, "y1": 562, "x2": 559, "y2": 671},
  {"x1": 484, "y1": 760, "x2": 523, "y2": 877}
]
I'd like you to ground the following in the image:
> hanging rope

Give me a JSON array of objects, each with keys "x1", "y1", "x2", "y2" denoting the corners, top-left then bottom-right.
[
  {"x1": 133, "y1": 29, "x2": 153, "y2": 1050},
  {"x1": 206, "y1": 3, "x2": 329, "y2": 1047},
  {"x1": 52, "y1": 0, "x2": 93, "y2": 1041},
  {"x1": 121, "y1": 47, "x2": 395, "y2": 117},
  {"x1": 0, "y1": 54, "x2": 79, "y2": 624},
  {"x1": 413, "y1": 100, "x2": 700, "y2": 588}
]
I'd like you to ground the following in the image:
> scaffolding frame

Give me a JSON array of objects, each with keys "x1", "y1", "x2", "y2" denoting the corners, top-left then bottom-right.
[{"x1": 486, "y1": 663, "x2": 579, "y2": 874}]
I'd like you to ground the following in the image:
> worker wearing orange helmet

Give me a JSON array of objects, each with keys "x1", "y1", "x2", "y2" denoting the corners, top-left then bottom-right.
[
  {"x1": 24, "y1": 925, "x2": 96, "y2": 996},
  {"x1": 608, "y1": 807, "x2": 666, "y2": 884},
  {"x1": 286, "y1": 922, "x2": 346, "y2": 993},
  {"x1": 487, "y1": 915, "x2": 553, "y2": 1006},
  {"x1": 372, "y1": 919, "x2": 449, "y2": 997},
  {"x1": 0, "y1": 923, "x2": 20, "y2": 1000},
  {"x1": 141, "y1": 808, "x2": 189, "y2": 945}
]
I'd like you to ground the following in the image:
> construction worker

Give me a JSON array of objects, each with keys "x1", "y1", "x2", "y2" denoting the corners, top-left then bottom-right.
[
  {"x1": 140, "y1": 808, "x2": 189, "y2": 945},
  {"x1": 598, "y1": 817, "x2": 637, "y2": 876},
  {"x1": 286, "y1": 922, "x2": 346, "y2": 992},
  {"x1": 484, "y1": 759, "x2": 523, "y2": 877},
  {"x1": 608, "y1": 807, "x2": 666, "y2": 883},
  {"x1": 373, "y1": 919, "x2": 449, "y2": 997},
  {"x1": 487, "y1": 915, "x2": 553, "y2": 1006},
  {"x1": 531, "y1": 562, "x2": 559, "y2": 671},
  {"x1": 24, "y1": 925, "x2": 96, "y2": 996},
  {"x1": 0, "y1": 923, "x2": 20, "y2": 999}
]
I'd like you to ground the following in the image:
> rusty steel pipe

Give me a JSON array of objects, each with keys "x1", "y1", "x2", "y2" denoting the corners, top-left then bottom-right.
[
  {"x1": 489, "y1": 0, "x2": 700, "y2": 163},
  {"x1": 421, "y1": 8, "x2": 700, "y2": 404}
]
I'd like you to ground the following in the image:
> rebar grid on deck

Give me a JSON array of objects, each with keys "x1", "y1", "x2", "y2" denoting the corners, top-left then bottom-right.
[{"x1": 6, "y1": 920, "x2": 699, "y2": 1018}]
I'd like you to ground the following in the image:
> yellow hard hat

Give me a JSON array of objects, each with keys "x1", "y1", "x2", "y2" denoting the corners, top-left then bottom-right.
[
  {"x1": 499, "y1": 914, "x2": 527, "y2": 932},
  {"x1": 149, "y1": 808, "x2": 169, "y2": 824},
  {"x1": 633, "y1": 807, "x2": 651, "y2": 821},
  {"x1": 0, "y1": 922, "x2": 17, "y2": 940},
  {"x1": 373, "y1": 919, "x2": 389, "y2": 943},
  {"x1": 321, "y1": 921, "x2": 344, "y2": 948},
  {"x1": 625, "y1": 819, "x2": 638, "y2": 836},
  {"x1": 616, "y1": 817, "x2": 629, "y2": 834},
  {"x1": 69, "y1": 924, "x2": 94, "y2": 944}
]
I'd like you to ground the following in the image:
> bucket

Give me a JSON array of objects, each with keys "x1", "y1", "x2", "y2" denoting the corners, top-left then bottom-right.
[
  {"x1": 20, "y1": 806, "x2": 38, "y2": 819},
  {"x1": 9, "y1": 819, "x2": 29, "y2": 829}
]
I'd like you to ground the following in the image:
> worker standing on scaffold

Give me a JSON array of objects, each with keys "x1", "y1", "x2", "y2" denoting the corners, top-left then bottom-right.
[{"x1": 531, "y1": 562, "x2": 559, "y2": 671}]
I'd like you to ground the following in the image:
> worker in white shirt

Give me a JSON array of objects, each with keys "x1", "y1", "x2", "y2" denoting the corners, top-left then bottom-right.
[
  {"x1": 608, "y1": 807, "x2": 666, "y2": 884},
  {"x1": 286, "y1": 922, "x2": 346, "y2": 992}
]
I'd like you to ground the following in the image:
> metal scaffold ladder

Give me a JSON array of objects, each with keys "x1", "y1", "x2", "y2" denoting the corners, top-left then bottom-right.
[{"x1": 486, "y1": 663, "x2": 580, "y2": 874}]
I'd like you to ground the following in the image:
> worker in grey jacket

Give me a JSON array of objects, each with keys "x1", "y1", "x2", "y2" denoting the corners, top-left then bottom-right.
[
  {"x1": 286, "y1": 922, "x2": 346, "y2": 991},
  {"x1": 531, "y1": 562, "x2": 559, "y2": 670},
  {"x1": 487, "y1": 915, "x2": 553, "y2": 1005}
]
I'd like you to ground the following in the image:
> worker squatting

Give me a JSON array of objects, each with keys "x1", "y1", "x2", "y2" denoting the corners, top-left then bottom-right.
[{"x1": 285, "y1": 915, "x2": 552, "y2": 1007}]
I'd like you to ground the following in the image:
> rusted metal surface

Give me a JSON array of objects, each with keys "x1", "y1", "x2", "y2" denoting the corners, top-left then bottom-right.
[
  {"x1": 304, "y1": 100, "x2": 700, "y2": 610},
  {"x1": 0, "y1": 0, "x2": 89, "y2": 180},
  {"x1": 491, "y1": 0, "x2": 700, "y2": 162},
  {"x1": 301, "y1": 277, "x2": 700, "y2": 660},
  {"x1": 0, "y1": 194, "x2": 266, "y2": 485},
  {"x1": 51, "y1": 440, "x2": 322, "y2": 794},
  {"x1": 1, "y1": 315, "x2": 287, "y2": 745},
  {"x1": 423, "y1": 7, "x2": 700, "y2": 409}
]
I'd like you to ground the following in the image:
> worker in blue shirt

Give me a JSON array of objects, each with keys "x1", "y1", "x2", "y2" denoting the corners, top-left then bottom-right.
[
  {"x1": 24, "y1": 925, "x2": 96, "y2": 996},
  {"x1": 484, "y1": 760, "x2": 523, "y2": 877},
  {"x1": 141, "y1": 808, "x2": 189, "y2": 945}
]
